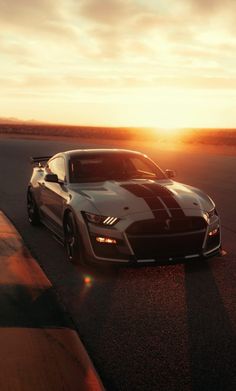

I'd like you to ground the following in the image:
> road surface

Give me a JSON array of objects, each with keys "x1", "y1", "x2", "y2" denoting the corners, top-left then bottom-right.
[{"x1": 0, "y1": 137, "x2": 235, "y2": 391}]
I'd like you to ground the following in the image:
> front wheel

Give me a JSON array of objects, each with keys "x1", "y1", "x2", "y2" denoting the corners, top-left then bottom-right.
[
  {"x1": 27, "y1": 190, "x2": 40, "y2": 225},
  {"x1": 64, "y1": 212, "x2": 84, "y2": 264}
]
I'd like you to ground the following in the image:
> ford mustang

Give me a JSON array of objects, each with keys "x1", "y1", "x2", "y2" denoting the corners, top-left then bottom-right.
[{"x1": 27, "y1": 149, "x2": 221, "y2": 264}]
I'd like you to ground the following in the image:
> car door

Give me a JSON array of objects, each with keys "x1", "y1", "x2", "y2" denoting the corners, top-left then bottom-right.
[{"x1": 39, "y1": 156, "x2": 67, "y2": 235}]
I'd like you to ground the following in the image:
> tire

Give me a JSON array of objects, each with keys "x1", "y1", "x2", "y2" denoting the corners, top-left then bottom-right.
[
  {"x1": 64, "y1": 212, "x2": 84, "y2": 264},
  {"x1": 27, "y1": 190, "x2": 40, "y2": 225}
]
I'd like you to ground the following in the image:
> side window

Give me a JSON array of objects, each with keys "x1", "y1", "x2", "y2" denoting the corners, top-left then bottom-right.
[{"x1": 47, "y1": 157, "x2": 66, "y2": 181}]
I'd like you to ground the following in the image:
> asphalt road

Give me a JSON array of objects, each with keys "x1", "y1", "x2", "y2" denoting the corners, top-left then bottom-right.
[{"x1": 0, "y1": 137, "x2": 236, "y2": 391}]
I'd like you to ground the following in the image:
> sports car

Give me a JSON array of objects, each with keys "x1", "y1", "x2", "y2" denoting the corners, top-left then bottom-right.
[{"x1": 27, "y1": 148, "x2": 221, "y2": 264}]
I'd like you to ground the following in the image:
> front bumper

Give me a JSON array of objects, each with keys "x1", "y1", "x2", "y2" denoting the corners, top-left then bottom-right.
[{"x1": 82, "y1": 215, "x2": 221, "y2": 264}]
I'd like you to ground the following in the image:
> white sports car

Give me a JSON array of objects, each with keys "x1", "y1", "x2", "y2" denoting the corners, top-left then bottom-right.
[{"x1": 27, "y1": 149, "x2": 221, "y2": 264}]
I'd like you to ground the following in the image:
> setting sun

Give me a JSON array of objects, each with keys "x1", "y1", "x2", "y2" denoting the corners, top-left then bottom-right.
[{"x1": 157, "y1": 128, "x2": 183, "y2": 136}]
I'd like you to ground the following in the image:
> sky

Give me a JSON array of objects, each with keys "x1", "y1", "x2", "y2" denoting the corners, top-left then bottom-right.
[{"x1": 1, "y1": 0, "x2": 236, "y2": 129}]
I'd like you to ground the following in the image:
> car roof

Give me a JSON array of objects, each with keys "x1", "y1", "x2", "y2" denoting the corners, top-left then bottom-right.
[{"x1": 62, "y1": 148, "x2": 144, "y2": 158}]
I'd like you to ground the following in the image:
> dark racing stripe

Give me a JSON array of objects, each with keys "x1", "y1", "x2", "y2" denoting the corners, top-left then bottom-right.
[
  {"x1": 145, "y1": 201, "x2": 169, "y2": 219},
  {"x1": 121, "y1": 184, "x2": 152, "y2": 197},
  {"x1": 121, "y1": 184, "x2": 169, "y2": 218},
  {"x1": 143, "y1": 184, "x2": 185, "y2": 217},
  {"x1": 143, "y1": 197, "x2": 165, "y2": 210},
  {"x1": 162, "y1": 196, "x2": 185, "y2": 217},
  {"x1": 142, "y1": 183, "x2": 172, "y2": 197},
  {"x1": 143, "y1": 183, "x2": 185, "y2": 219},
  {"x1": 121, "y1": 183, "x2": 185, "y2": 219},
  {"x1": 161, "y1": 195, "x2": 182, "y2": 209}
]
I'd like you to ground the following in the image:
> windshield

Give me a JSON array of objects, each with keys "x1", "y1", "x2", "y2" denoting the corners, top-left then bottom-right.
[{"x1": 69, "y1": 153, "x2": 166, "y2": 183}]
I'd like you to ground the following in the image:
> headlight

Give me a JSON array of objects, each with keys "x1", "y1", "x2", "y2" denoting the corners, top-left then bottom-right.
[
  {"x1": 83, "y1": 212, "x2": 119, "y2": 226},
  {"x1": 207, "y1": 208, "x2": 218, "y2": 218},
  {"x1": 203, "y1": 208, "x2": 218, "y2": 222}
]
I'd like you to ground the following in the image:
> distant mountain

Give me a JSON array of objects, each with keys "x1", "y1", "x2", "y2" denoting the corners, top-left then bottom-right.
[{"x1": 0, "y1": 117, "x2": 48, "y2": 125}]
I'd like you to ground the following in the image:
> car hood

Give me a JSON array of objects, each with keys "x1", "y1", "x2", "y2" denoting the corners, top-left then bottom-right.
[{"x1": 70, "y1": 179, "x2": 215, "y2": 218}]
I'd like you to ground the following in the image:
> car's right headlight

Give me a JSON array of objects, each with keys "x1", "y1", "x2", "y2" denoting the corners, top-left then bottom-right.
[{"x1": 83, "y1": 212, "x2": 119, "y2": 226}]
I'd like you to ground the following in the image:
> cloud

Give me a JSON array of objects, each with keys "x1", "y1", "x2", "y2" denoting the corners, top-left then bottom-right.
[
  {"x1": 0, "y1": 0, "x2": 234, "y2": 63},
  {"x1": 77, "y1": 0, "x2": 138, "y2": 26},
  {"x1": 188, "y1": 0, "x2": 234, "y2": 15},
  {"x1": 78, "y1": 4, "x2": 149, "y2": 30},
  {"x1": 152, "y1": 76, "x2": 236, "y2": 90},
  {"x1": 0, "y1": 0, "x2": 58, "y2": 26},
  {"x1": 0, "y1": 39, "x2": 31, "y2": 58},
  {"x1": 76, "y1": 0, "x2": 169, "y2": 36},
  {"x1": 74, "y1": 0, "x2": 236, "y2": 61},
  {"x1": 68, "y1": 0, "x2": 171, "y2": 60},
  {"x1": 0, "y1": 0, "x2": 77, "y2": 41},
  {"x1": 0, "y1": 0, "x2": 236, "y2": 101}
]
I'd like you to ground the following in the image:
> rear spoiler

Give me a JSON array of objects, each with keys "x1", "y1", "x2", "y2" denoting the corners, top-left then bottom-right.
[{"x1": 30, "y1": 156, "x2": 52, "y2": 165}]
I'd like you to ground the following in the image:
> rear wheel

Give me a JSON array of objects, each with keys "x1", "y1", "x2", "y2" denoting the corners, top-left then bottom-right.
[
  {"x1": 27, "y1": 190, "x2": 40, "y2": 225},
  {"x1": 64, "y1": 212, "x2": 84, "y2": 264}
]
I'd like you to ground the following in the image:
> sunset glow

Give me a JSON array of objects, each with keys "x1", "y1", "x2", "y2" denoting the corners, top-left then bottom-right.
[{"x1": 1, "y1": 0, "x2": 236, "y2": 128}]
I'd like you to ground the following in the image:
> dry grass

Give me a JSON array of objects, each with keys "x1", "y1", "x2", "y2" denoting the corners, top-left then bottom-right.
[
  {"x1": 0, "y1": 123, "x2": 148, "y2": 141},
  {"x1": 181, "y1": 129, "x2": 236, "y2": 146}
]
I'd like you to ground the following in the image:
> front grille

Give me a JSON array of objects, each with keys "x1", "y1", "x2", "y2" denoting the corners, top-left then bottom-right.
[
  {"x1": 126, "y1": 217, "x2": 206, "y2": 235},
  {"x1": 127, "y1": 232, "x2": 205, "y2": 259}
]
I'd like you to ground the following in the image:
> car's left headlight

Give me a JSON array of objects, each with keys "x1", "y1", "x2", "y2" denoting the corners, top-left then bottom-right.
[{"x1": 83, "y1": 212, "x2": 119, "y2": 226}]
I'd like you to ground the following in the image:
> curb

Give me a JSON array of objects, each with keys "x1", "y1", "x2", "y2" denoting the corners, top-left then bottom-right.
[{"x1": 0, "y1": 211, "x2": 105, "y2": 391}]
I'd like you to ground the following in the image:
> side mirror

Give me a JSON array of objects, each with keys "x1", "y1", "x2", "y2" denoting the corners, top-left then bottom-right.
[
  {"x1": 165, "y1": 169, "x2": 176, "y2": 179},
  {"x1": 45, "y1": 173, "x2": 59, "y2": 183}
]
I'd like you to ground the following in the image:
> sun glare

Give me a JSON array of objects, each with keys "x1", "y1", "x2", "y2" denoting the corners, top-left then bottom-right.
[
  {"x1": 144, "y1": 126, "x2": 187, "y2": 151},
  {"x1": 159, "y1": 127, "x2": 181, "y2": 135},
  {"x1": 150, "y1": 127, "x2": 185, "y2": 139}
]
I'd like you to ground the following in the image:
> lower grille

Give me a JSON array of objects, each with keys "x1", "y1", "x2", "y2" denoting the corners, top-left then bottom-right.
[{"x1": 127, "y1": 231, "x2": 205, "y2": 259}]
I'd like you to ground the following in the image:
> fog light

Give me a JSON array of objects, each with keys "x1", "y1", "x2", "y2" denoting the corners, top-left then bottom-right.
[
  {"x1": 96, "y1": 236, "x2": 117, "y2": 244},
  {"x1": 209, "y1": 227, "x2": 219, "y2": 236}
]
